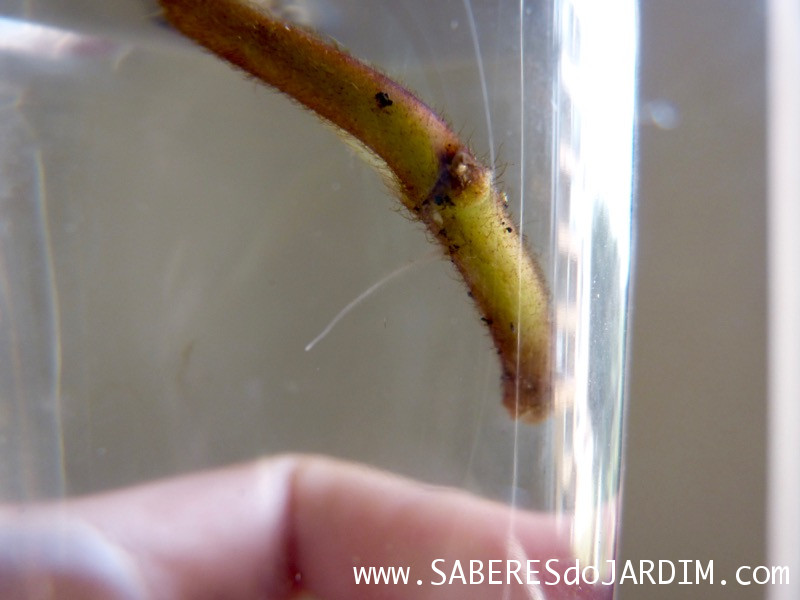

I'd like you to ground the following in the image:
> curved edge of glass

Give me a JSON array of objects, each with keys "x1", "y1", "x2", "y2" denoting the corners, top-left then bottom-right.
[{"x1": 550, "y1": 0, "x2": 638, "y2": 572}]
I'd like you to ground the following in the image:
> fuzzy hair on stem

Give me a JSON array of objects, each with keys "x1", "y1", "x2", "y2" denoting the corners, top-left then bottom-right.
[{"x1": 157, "y1": 0, "x2": 552, "y2": 422}]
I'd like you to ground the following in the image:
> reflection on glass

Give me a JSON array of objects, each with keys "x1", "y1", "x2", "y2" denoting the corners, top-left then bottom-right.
[{"x1": 552, "y1": 0, "x2": 637, "y2": 570}]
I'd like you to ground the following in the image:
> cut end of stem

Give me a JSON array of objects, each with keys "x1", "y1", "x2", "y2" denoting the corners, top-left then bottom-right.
[{"x1": 503, "y1": 364, "x2": 552, "y2": 424}]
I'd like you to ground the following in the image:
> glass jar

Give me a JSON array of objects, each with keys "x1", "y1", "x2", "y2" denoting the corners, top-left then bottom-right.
[{"x1": 0, "y1": 0, "x2": 636, "y2": 595}]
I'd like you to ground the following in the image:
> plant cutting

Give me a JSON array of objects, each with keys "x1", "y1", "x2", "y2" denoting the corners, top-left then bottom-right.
[{"x1": 157, "y1": 0, "x2": 552, "y2": 422}]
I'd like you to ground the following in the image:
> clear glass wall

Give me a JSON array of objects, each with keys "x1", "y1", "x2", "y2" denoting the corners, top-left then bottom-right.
[{"x1": 0, "y1": 0, "x2": 636, "y2": 595}]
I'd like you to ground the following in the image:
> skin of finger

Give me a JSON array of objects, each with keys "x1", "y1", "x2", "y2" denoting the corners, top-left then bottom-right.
[
  {"x1": 0, "y1": 518, "x2": 145, "y2": 600},
  {"x1": 0, "y1": 458, "x2": 299, "y2": 599},
  {"x1": 291, "y1": 457, "x2": 610, "y2": 600},
  {"x1": 0, "y1": 456, "x2": 612, "y2": 599}
]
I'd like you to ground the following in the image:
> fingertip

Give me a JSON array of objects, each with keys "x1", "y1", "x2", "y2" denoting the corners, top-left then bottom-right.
[{"x1": 289, "y1": 458, "x2": 584, "y2": 599}]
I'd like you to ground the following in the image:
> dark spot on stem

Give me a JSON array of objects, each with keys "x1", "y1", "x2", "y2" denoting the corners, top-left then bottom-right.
[
  {"x1": 481, "y1": 317, "x2": 494, "y2": 326},
  {"x1": 434, "y1": 194, "x2": 454, "y2": 207},
  {"x1": 375, "y1": 91, "x2": 393, "y2": 108}
]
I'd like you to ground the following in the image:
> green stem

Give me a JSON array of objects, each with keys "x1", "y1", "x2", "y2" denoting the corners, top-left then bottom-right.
[{"x1": 158, "y1": 0, "x2": 551, "y2": 422}]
